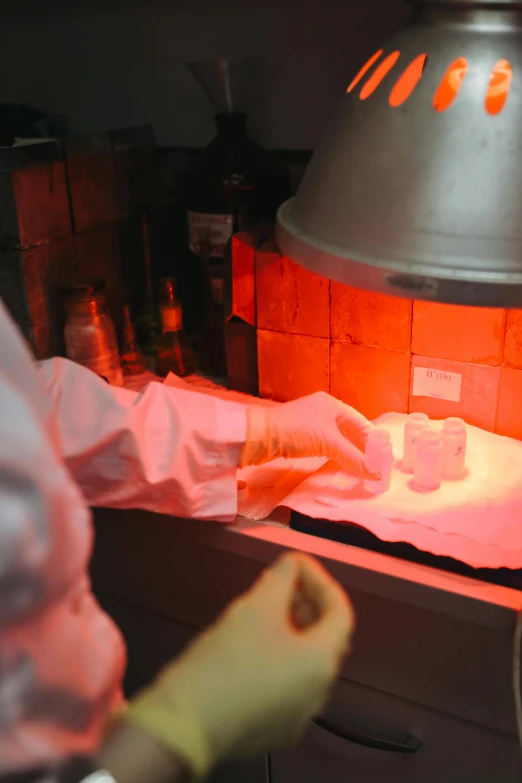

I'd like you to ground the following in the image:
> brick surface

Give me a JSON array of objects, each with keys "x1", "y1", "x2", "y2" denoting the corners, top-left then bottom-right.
[
  {"x1": 65, "y1": 134, "x2": 119, "y2": 233},
  {"x1": 496, "y1": 367, "x2": 522, "y2": 440},
  {"x1": 75, "y1": 224, "x2": 125, "y2": 334},
  {"x1": 257, "y1": 330, "x2": 329, "y2": 402},
  {"x1": 331, "y1": 282, "x2": 412, "y2": 351},
  {"x1": 412, "y1": 301, "x2": 506, "y2": 365},
  {"x1": 410, "y1": 355, "x2": 501, "y2": 431},
  {"x1": 256, "y1": 240, "x2": 330, "y2": 338},
  {"x1": 225, "y1": 224, "x2": 272, "y2": 326},
  {"x1": 330, "y1": 343, "x2": 411, "y2": 420},
  {"x1": 504, "y1": 310, "x2": 522, "y2": 369}
]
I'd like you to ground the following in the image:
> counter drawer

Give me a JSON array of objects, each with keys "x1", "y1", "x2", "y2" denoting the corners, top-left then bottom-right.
[{"x1": 271, "y1": 677, "x2": 521, "y2": 783}]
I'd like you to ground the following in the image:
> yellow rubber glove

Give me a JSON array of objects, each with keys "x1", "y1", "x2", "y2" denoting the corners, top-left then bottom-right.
[
  {"x1": 240, "y1": 391, "x2": 378, "y2": 479},
  {"x1": 122, "y1": 552, "x2": 354, "y2": 780}
]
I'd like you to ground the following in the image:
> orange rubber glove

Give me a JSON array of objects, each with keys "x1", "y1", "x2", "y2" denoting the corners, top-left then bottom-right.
[
  {"x1": 122, "y1": 552, "x2": 354, "y2": 780},
  {"x1": 240, "y1": 391, "x2": 378, "y2": 479}
]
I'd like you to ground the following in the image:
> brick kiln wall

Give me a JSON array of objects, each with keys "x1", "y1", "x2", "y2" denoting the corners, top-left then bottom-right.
[{"x1": 230, "y1": 230, "x2": 522, "y2": 440}]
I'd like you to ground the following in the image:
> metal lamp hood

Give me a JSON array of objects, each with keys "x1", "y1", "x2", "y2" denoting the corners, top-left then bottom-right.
[{"x1": 276, "y1": 0, "x2": 522, "y2": 307}]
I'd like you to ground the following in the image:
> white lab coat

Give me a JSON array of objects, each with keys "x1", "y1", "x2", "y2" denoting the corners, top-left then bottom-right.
[{"x1": 0, "y1": 301, "x2": 246, "y2": 773}]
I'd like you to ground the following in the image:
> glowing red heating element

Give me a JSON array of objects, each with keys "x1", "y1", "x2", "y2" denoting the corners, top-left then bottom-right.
[
  {"x1": 389, "y1": 54, "x2": 427, "y2": 107},
  {"x1": 485, "y1": 58, "x2": 512, "y2": 115},
  {"x1": 433, "y1": 57, "x2": 468, "y2": 112},
  {"x1": 348, "y1": 51, "x2": 513, "y2": 114}
]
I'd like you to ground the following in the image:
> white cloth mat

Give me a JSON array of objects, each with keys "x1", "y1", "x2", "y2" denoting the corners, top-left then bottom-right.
[{"x1": 158, "y1": 374, "x2": 522, "y2": 570}]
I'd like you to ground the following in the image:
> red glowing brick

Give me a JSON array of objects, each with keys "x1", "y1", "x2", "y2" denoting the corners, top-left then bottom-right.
[
  {"x1": 257, "y1": 330, "x2": 329, "y2": 402},
  {"x1": 256, "y1": 240, "x2": 330, "y2": 338},
  {"x1": 227, "y1": 225, "x2": 272, "y2": 326},
  {"x1": 496, "y1": 367, "x2": 522, "y2": 440},
  {"x1": 503, "y1": 310, "x2": 522, "y2": 369},
  {"x1": 331, "y1": 282, "x2": 412, "y2": 351},
  {"x1": 412, "y1": 302, "x2": 506, "y2": 365},
  {"x1": 410, "y1": 355, "x2": 500, "y2": 431},
  {"x1": 330, "y1": 343, "x2": 411, "y2": 420}
]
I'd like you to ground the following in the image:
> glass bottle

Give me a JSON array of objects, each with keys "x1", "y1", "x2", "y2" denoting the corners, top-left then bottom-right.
[
  {"x1": 179, "y1": 58, "x2": 291, "y2": 336},
  {"x1": 120, "y1": 304, "x2": 147, "y2": 376},
  {"x1": 155, "y1": 278, "x2": 197, "y2": 378},
  {"x1": 134, "y1": 207, "x2": 162, "y2": 364},
  {"x1": 63, "y1": 280, "x2": 123, "y2": 387}
]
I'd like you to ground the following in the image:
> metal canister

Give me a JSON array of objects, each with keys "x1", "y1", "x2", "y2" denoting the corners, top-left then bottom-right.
[{"x1": 63, "y1": 280, "x2": 123, "y2": 386}]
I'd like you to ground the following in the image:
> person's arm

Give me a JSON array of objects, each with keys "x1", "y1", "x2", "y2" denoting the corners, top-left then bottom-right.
[
  {"x1": 38, "y1": 358, "x2": 247, "y2": 521},
  {"x1": 98, "y1": 724, "x2": 189, "y2": 783},
  {"x1": 108, "y1": 553, "x2": 355, "y2": 782}
]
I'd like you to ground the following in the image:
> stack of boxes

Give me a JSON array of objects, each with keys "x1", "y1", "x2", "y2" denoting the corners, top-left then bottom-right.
[
  {"x1": 230, "y1": 229, "x2": 522, "y2": 441},
  {"x1": 0, "y1": 127, "x2": 165, "y2": 359}
]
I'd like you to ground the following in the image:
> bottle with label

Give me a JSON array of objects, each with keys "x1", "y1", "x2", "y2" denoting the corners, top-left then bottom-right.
[
  {"x1": 120, "y1": 305, "x2": 147, "y2": 376},
  {"x1": 155, "y1": 278, "x2": 197, "y2": 378},
  {"x1": 402, "y1": 412, "x2": 430, "y2": 473},
  {"x1": 441, "y1": 417, "x2": 467, "y2": 480},
  {"x1": 180, "y1": 59, "x2": 291, "y2": 337},
  {"x1": 63, "y1": 279, "x2": 123, "y2": 387}
]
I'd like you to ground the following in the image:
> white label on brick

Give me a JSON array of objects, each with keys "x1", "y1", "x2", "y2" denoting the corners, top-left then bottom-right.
[{"x1": 412, "y1": 367, "x2": 462, "y2": 403}]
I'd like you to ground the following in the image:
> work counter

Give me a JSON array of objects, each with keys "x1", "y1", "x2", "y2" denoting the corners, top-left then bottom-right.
[{"x1": 91, "y1": 507, "x2": 522, "y2": 783}]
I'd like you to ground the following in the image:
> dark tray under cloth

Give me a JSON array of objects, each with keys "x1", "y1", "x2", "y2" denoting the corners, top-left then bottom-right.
[{"x1": 290, "y1": 512, "x2": 522, "y2": 591}]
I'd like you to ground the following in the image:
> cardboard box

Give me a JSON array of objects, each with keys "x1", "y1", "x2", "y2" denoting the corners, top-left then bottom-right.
[
  {"x1": 0, "y1": 235, "x2": 76, "y2": 358},
  {"x1": 0, "y1": 141, "x2": 71, "y2": 250},
  {"x1": 65, "y1": 133, "x2": 119, "y2": 233},
  {"x1": 110, "y1": 126, "x2": 164, "y2": 217}
]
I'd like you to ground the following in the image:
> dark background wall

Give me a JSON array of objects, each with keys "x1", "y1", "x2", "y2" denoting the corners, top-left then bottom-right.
[{"x1": 0, "y1": 0, "x2": 409, "y2": 149}]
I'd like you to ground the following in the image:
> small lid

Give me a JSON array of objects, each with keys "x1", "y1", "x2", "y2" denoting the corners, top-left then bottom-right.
[
  {"x1": 443, "y1": 417, "x2": 466, "y2": 432},
  {"x1": 408, "y1": 412, "x2": 429, "y2": 423},
  {"x1": 367, "y1": 428, "x2": 391, "y2": 445},
  {"x1": 417, "y1": 427, "x2": 442, "y2": 445},
  {"x1": 61, "y1": 278, "x2": 106, "y2": 302}
]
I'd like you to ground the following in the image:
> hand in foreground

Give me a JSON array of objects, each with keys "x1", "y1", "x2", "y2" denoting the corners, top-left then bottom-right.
[
  {"x1": 120, "y1": 552, "x2": 354, "y2": 780},
  {"x1": 240, "y1": 391, "x2": 378, "y2": 479}
]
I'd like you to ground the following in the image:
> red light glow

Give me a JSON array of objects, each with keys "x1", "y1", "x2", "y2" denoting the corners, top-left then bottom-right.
[
  {"x1": 360, "y1": 52, "x2": 401, "y2": 101},
  {"x1": 347, "y1": 50, "x2": 383, "y2": 93},
  {"x1": 389, "y1": 54, "x2": 427, "y2": 107},
  {"x1": 433, "y1": 57, "x2": 468, "y2": 112},
  {"x1": 485, "y1": 59, "x2": 512, "y2": 115}
]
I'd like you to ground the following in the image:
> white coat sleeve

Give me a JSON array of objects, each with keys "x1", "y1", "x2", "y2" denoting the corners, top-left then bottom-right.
[{"x1": 38, "y1": 358, "x2": 247, "y2": 522}]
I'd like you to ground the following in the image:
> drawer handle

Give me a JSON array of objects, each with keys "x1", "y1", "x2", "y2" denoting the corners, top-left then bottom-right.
[{"x1": 313, "y1": 716, "x2": 422, "y2": 754}]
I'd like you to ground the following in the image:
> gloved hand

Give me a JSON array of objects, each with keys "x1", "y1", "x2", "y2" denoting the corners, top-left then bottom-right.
[
  {"x1": 122, "y1": 552, "x2": 354, "y2": 780},
  {"x1": 240, "y1": 391, "x2": 378, "y2": 479}
]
